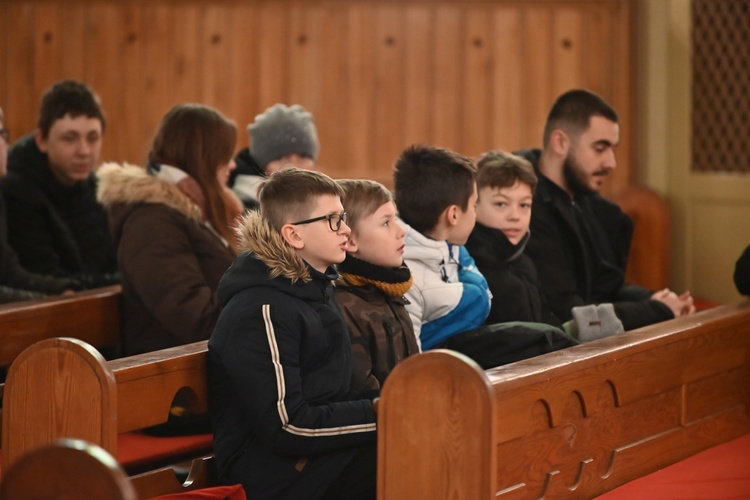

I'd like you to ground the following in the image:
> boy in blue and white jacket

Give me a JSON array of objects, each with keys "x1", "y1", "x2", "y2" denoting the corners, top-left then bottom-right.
[{"x1": 393, "y1": 145, "x2": 491, "y2": 350}]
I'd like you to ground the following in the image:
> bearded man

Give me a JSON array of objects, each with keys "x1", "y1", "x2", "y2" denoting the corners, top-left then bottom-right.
[{"x1": 516, "y1": 89, "x2": 693, "y2": 330}]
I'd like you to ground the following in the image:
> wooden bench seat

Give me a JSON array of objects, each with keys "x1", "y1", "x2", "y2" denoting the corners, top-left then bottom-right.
[
  {"x1": 1, "y1": 337, "x2": 215, "y2": 498},
  {"x1": 377, "y1": 299, "x2": 750, "y2": 499}
]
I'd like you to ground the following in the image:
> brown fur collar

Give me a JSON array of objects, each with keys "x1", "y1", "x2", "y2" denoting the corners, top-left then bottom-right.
[
  {"x1": 236, "y1": 210, "x2": 311, "y2": 283},
  {"x1": 96, "y1": 162, "x2": 203, "y2": 221}
]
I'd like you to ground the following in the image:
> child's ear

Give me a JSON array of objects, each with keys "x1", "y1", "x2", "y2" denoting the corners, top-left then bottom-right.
[
  {"x1": 280, "y1": 224, "x2": 305, "y2": 250},
  {"x1": 347, "y1": 233, "x2": 359, "y2": 253},
  {"x1": 446, "y1": 205, "x2": 459, "y2": 227}
]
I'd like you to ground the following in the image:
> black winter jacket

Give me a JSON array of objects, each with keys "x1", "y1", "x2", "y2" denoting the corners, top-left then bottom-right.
[
  {"x1": 466, "y1": 223, "x2": 563, "y2": 328},
  {"x1": 0, "y1": 134, "x2": 118, "y2": 287},
  {"x1": 208, "y1": 211, "x2": 377, "y2": 499},
  {"x1": 516, "y1": 148, "x2": 673, "y2": 330},
  {"x1": 0, "y1": 193, "x2": 80, "y2": 303}
]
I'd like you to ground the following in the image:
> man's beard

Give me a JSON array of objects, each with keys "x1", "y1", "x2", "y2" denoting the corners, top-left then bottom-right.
[{"x1": 563, "y1": 153, "x2": 601, "y2": 196}]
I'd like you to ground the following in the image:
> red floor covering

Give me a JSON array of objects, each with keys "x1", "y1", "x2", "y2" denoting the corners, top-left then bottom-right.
[{"x1": 597, "y1": 433, "x2": 750, "y2": 499}]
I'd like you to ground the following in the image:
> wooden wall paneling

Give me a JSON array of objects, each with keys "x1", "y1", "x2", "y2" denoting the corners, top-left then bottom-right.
[
  {"x1": 609, "y1": 1, "x2": 635, "y2": 191},
  {"x1": 141, "y1": 2, "x2": 172, "y2": 161},
  {"x1": 315, "y1": 6, "x2": 348, "y2": 176},
  {"x1": 520, "y1": 7, "x2": 554, "y2": 150},
  {"x1": 60, "y1": 3, "x2": 85, "y2": 79},
  {"x1": 203, "y1": 4, "x2": 232, "y2": 116},
  {"x1": 227, "y1": 2, "x2": 259, "y2": 150},
  {"x1": 0, "y1": 3, "x2": 6, "y2": 110},
  {"x1": 403, "y1": 5, "x2": 434, "y2": 156},
  {"x1": 169, "y1": 4, "x2": 201, "y2": 108},
  {"x1": 83, "y1": 2, "x2": 122, "y2": 163},
  {"x1": 5, "y1": 3, "x2": 36, "y2": 140},
  {"x1": 33, "y1": 2, "x2": 62, "y2": 103},
  {"x1": 491, "y1": 7, "x2": 523, "y2": 153},
  {"x1": 257, "y1": 3, "x2": 289, "y2": 111},
  {"x1": 372, "y1": 5, "x2": 405, "y2": 183},
  {"x1": 288, "y1": 6, "x2": 318, "y2": 112},
  {"x1": 463, "y1": 7, "x2": 493, "y2": 159},
  {"x1": 432, "y1": 5, "x2": 463, "y2": 153},
  {"x1": 344, "y1": 3, "x2": 376, "y2": 180},
  {"x1": 551, "y1": 8, "x2": 584, "y2": 98},
  {"x1": 115, "y1": 3, "x2": 145, "y2": 165},
  {"x1": 583, "y1": 4, "x2": 622, "y2": 195},
  {"x1": 0, "y1": 3, "x2": 7, "y2": 112}
]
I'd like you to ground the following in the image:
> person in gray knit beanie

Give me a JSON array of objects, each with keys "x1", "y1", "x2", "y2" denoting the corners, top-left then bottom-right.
[
  {"x1": 249, "y1": 103, "x2": 318, "y2": 171},
  {"x1": 230, "y1": 104, "x2": 319, "y2": 209}
]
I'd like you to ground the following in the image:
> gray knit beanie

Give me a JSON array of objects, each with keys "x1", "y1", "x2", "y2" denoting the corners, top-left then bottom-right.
[{"x1": 248, "y1": 104, "x2": 319, "y2": 169}]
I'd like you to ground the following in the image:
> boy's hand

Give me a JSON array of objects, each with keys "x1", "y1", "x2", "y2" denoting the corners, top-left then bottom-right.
[{"x1": 372, "y1": 397, "x2": 379, "y2": 414}]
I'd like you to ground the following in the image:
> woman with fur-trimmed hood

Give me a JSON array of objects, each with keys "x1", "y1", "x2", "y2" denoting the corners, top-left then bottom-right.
[{"x1": 97, "y1": 104, "x2": 241, "y2": 356}]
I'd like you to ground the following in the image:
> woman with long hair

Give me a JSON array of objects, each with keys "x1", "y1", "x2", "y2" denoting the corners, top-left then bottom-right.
[{"x1": 98, "y1": 103, "x2": 241, "y2": 355}]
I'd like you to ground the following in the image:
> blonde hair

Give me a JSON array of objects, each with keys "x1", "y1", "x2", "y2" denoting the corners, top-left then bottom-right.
[{"x1": 337, "y1": 179, "x2": 393, "y2": 233}]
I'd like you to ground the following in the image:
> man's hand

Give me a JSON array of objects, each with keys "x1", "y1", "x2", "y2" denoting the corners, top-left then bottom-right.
[{"x1": 651, "y1": 288, "x2": 696, "y2": 317}]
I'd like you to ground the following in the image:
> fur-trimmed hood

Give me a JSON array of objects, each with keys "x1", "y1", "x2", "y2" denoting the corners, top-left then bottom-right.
[
  {"x1": 235, "y1": 210, "x2": 310, "y2": 283},
  {"x1": 96, "y1": 162, "x2": 203, "y2": 220},
  {"x1": 218, "y1": 210, "x2": 339, "y2": 308}
]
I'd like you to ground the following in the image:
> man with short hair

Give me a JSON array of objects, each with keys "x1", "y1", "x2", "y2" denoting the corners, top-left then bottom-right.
[
  {"x1": 517, "y1": 89, "x2": 694, "y2": 330},
  {"x1": 0, "y1": 80, "x2": 119, "y2": 287}
]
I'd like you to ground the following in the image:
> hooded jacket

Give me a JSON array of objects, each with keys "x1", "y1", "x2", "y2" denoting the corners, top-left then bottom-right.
[
  {"x1": 401, "y1": 219, "x2": 491, "y2": 349},
  {"x1": 516, "y1": 148, "x2": 673, "y2": 330},
  {"x1": 0, "y1": 134, "x2": 119, "y2": 287},
  {"x1": 466, "y1": 223, "x2": 563, "y2": 328},
  {"x1": 208, "y1": 211, "x2": 377, "y2": 499},
  {"x1": 97, "y1": 163, "x2": 235, "y2": 355}
]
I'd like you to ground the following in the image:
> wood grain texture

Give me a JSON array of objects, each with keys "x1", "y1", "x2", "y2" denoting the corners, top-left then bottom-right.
[
  {"x1": 0, "y1": 0, "x2": 636, "y2": 193},
  {"x1": 378, "y1": 300, "x2": 750, "y2": 499}
]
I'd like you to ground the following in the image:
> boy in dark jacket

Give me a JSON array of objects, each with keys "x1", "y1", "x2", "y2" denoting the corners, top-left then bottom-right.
[
  {"x1": 0, "y1": 80, "x2": 119, "y2": 288},
  {"x1": 209, "y1": 168, "x2": 377, "y2": 499},
  {"x1": 466, "y1": 151, "x2": 623, "y2": 342},
  {"x1": 334, "y1": 179, "x2": 419, "y2": 393}
]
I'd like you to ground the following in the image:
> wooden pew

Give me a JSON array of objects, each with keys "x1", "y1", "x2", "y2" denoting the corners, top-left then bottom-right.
[
  {"x1": 377, "y1": 300, "x2": 750, "y2": 499},
  {"x1": 0, "y1": 285, "x2": 122, "y2": 368},
  {"x1": 0, "y1": 439, "x2": 137, "y2": 500},
  {"x1": 9, "y1": 301, "x2": 750, "y2": 498},
  {"x1": 2, "y1": 337, "x2": 215, "y2": 498}
]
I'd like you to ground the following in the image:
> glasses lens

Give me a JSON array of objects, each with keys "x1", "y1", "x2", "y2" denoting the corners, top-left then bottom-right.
[
  {"x1": 0, "y1": 129, "x2": 9, "y2": 143},
  {"x1": 328, "y1": 213, "x2": 346, "y2": 231}
]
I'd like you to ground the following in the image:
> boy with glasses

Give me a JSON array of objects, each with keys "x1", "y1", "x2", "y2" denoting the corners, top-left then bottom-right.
[{"x1": 209, "y1": 167, "x2": 377, "y2": 499}]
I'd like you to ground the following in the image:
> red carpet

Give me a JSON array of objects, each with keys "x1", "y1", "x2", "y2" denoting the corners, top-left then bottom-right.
[{"x1": 597, "y1": 433, "x2": 750, "y2": 499}]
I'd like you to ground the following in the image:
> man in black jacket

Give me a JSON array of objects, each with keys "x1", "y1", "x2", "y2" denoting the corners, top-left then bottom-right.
[
  {"x1": 516, "y1": 89, "x2": 694, "y2": 330},
  {"x1": 0, "y1": 81, "x2": 118, "y2": 288}
]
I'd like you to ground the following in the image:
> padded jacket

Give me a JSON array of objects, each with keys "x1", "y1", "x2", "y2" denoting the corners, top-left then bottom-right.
[
  {"x1": 516, "y1": 148, "x2": 673, "y2": 330},
  {"x1": 0, "y1": 134, "x2": 118, "y2": 287},
  {"x1": 208, "y1": 211, "x2": 377, "y2": 499},
  {"x1": 97, "y1": 163, "x2": 235, "y2": 355}
]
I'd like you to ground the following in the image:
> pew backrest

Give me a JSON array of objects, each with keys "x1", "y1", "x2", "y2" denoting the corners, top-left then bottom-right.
[
  {"x1": 2, "y1": 337, "x2": 212, "y2": 497},
  {"x1": 0, "y1": 285, "x2": 122, "y2": 368},
  {"x1": 0, "y1": 439, "x2": 137, "y2": 500},
  {"x1": 378, "y1": 300, "x2": 750, "y2": 499}
]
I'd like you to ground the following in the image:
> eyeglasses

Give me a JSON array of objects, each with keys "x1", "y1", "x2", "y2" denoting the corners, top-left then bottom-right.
[
  {"x1": 291, "y1": 212, "x2": 347, "y2": 232},
  {"x1": 0, "y1": 129, "x2": 9, "y2": 144}
]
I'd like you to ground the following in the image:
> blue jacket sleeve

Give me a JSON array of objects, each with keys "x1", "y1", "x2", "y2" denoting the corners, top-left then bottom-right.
[{"x1": 420, "y1": 247, "x2": 491, "y2": 349}]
